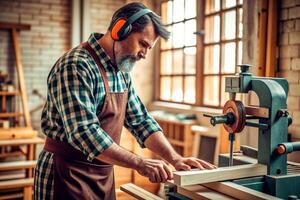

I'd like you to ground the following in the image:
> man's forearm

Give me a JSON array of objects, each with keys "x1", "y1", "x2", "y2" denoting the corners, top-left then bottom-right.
[
  {"x1": 96, "y1": 142, "x2": 142, "y2": 170},
  {"x1": 144, "y1": 131, "x2": 182, "y2": 165}
]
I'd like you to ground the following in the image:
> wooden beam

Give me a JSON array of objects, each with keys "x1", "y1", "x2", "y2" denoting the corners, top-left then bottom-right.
[
  {"x1": 177, "y1": 184, "x2": 235, "y2": 200},
  {"x1": 203, "y1": 182, "x2": 280, "y2": 200},
  {"x1": 257, "y1": 0, "x2": 268, "y2": 76},
  {"x1": 173, "y1": 164, "x2": 267, "y2": 186},
  {"x1": 0, "y1": 22, "x2": 31, "y2": 30},
  {"x1": 12, "y1": 28, "x2": 31, "y2": 127},
  {"x1": 120, "y1": 183, "x2": 163, "y2": 200},
  {"x1": 245, "y1": 106, "x2": 269, "y2": 118},
  {"x1": 265, "y1": 0, "x2": 279, "y2": 77}
]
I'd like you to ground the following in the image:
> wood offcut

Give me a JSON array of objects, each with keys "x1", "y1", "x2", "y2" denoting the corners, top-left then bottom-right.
[
  {"x1": 120, "y1": 183, "x2": 163, "y2": 200},
  {"x1": 203, "y1": 182, "x2": 280, "y2": 200}
]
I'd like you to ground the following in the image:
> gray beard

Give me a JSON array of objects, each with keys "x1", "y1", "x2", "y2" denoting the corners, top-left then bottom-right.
[{"x1": 116, "y1": 56, "x2": 136, "y2": 72}]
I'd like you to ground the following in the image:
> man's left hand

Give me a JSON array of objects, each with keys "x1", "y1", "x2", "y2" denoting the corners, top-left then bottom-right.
[{"x1": 172, "y1": 157, "x2": 217, "y2": 171}]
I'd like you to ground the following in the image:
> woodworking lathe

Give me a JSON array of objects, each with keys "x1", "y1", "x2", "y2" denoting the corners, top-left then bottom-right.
[
  {"x1": 163, "y1": 64, "x2": 300, "y2": 200},
  {"x1": 120, "y1": 64, "x2": 300, "y2": 199}
]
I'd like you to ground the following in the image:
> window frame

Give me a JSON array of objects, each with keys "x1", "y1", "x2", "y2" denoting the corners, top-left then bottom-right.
[{"x1": 156, "y1": 0, "x2": 243, "y2": 108}]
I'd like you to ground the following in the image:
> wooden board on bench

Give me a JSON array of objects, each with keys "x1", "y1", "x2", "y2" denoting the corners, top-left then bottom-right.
[{"x1": 173, "y1": 164, "x2": 267, "y2": 186}]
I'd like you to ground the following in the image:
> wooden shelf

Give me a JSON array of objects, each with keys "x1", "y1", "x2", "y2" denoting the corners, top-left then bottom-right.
[
  {"x1": 0, "y1": 160, "x2": 37, "y2": 171},
  {"x1": 0, "y1": 178, "x2": 34, "y2": 190},
  {"x1": 155, "y1": 118, "x2": 195, "y2": 157},
  {"x1": 0, "y1": 136, "x2": 44, "y2": 146},
  {"x1": 0, "y1": 151, "x2": 24, "y2": 158},
  {"x1": 0, "y1": 112, "x2": 23, "y2": 118},
  {"x1": 0, "y1": 91, "x2": 19, "y2": 96},
  {"x1": 0, "y1": 127, "x2": 38, "y2": 140},
  {"x1": 0, "y1": 173, "x2": 25, "y2": 181}
]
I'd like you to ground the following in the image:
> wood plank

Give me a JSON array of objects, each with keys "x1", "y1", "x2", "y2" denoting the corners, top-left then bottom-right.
[
  {"x1": 257, "y1": 0, "x2": 268, "y2": 76},
  {"x1": 245, "y1": 106, "x2": 269, "y2": 118},
  {"x1": 0, "y1": 112, "x2": 23, "y2": 118},
  {"x1": 1, "y1": 96, "x2": 6, "y2": 113},
  {"x1": 203, "y1": 182, "x2": 280, "y2": 200},
  {"x1": 0, "y1": 91, "x2": 19, "y2": 96},
  {"x1": 120, "y1": 183, "x2": 163, "y2": 200},
  {"x1": 0, "y1": 23, "x2": 30, "y2": 30},
  {"x1": 12, "y1": 28, "x2": 31, "y2": 127},
  {"x1": 0, "y1": 192, "x2": 23, "y2": 200},
  {"x1": 177, "y1": 184, "x2": 235, "y2": 200},
  {"x1": 115, "y1": 189, "x2": 136, "y2": 200},
  {"x1": 0, "y1": 160, "x2": 36, "y2": 171},
  {"x1": 0, "y1": 127, "x2": 38, "y2": 140},
  {"x1": 0, "y1": 173, "x2": 25, "y2": 181},
  {"x1": 265, "y1": 0, "x2": 278, "y2": 77},
  {"x1": 0, "y1": 136, "x2": 44, "y2": 146},
  {"x1": 173, "y1": 164, "x2": 267, "y2": 186},
  {"x1": 0, "y1": 178, "x2": 34, "y2": 190}
]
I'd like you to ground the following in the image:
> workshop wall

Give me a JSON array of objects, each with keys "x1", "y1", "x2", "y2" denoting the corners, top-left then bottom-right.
[
  {"x1": 0, "y1": 0, "x2": 156, "y2": 133},
  {"x1": 90, "y1": 0, "x2": 125, "y2": 33},
  {"x1": 277, "y1": 0, "x2": 300, "y2": 140},
  {"x1": 0, "y1": 0, "x2": 71, "y2": 131}
]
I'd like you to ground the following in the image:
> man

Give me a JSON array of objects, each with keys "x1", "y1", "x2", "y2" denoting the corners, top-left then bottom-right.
[{"x1": 34, "y1": 2, "x2": 215, "y2": 200}]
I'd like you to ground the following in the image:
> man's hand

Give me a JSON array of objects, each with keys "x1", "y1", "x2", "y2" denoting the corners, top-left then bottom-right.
[
  {"x1": 136, "y1": 158, "x2": 173, "y2": 183},
  {"x1": 172, "y1": 157, "x2": 217, "y2": 171}
]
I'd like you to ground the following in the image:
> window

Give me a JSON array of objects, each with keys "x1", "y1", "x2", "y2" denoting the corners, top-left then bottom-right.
[
  {"x1": 159, "y1": 0, "x2": 243, "y2": 107},
  {"x1": 159, "y1": 0, "x2": 197, "y2": 104}
]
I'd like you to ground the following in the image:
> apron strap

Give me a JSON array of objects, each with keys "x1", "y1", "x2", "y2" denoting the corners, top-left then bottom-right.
[
  {"x1": 120, "y1": 72, "x2": 128, "y2": 88},
  {"x1": 82, "y1": 42, "x2": 110, "y2": 93}
]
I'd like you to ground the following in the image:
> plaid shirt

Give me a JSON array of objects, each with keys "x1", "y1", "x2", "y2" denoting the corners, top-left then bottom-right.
[{"x1": 34, "y1": 33, "x2": 162, "y2": 200}]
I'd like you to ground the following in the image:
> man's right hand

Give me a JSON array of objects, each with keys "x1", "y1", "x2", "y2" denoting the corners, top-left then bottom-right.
[{"x1": 136, "y1": 158, "x2": 173, "y2": 183}]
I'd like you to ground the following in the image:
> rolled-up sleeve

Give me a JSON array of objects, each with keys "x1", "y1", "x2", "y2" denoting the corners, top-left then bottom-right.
[
  {"x1": 49, "y1": 63, "x2": 113, "y2": 161},
  {"x1": 124, "y1": 75, "x2": 162, "y2": 147}
]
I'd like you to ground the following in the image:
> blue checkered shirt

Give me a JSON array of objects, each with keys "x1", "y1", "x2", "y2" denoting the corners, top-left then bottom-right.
[{"x1": 34, "y1": 33, "x2": 162, "y2": 200}]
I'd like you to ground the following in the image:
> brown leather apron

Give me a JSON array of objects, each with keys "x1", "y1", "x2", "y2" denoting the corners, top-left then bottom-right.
[{"x1": 44, "y1": 41, "x2": 128, "y2": 200}]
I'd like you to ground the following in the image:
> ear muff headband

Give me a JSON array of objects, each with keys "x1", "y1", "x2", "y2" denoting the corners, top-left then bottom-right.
[{"x1": 111, "y1": 8, "x2": 152, "y2": 41}]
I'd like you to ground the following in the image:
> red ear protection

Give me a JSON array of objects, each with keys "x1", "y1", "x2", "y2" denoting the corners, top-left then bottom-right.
[
  {"x1": 110, "y1": 9, "x2": 152, "y2": 41},
  {"x1": 111, "y1": 18, "x2": 127, "y2": 41}
]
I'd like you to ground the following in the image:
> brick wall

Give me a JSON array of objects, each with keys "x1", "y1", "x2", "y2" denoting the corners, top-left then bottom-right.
[
  {"x1": 278, "y1": 0, "x2": 300, "y2": 139},
  {"x1": 90, "y1": 0, "x2": 125, "y2": 33},
  {"x1": 0, "y1": 0, "x2": 158, "y2": 133},
  {"x1": 0, "y1": 0, "x2": 71, "y2": 131}
]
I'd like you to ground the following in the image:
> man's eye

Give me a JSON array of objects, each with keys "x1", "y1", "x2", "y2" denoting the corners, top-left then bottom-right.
[{"x1": 140, "y1": 41, "x2": 148, "y2": 48}]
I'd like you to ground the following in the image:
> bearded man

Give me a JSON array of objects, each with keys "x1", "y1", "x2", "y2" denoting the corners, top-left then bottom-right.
[{"x1": 34, "y1": 2, "x2": 215, "y2": 200}]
